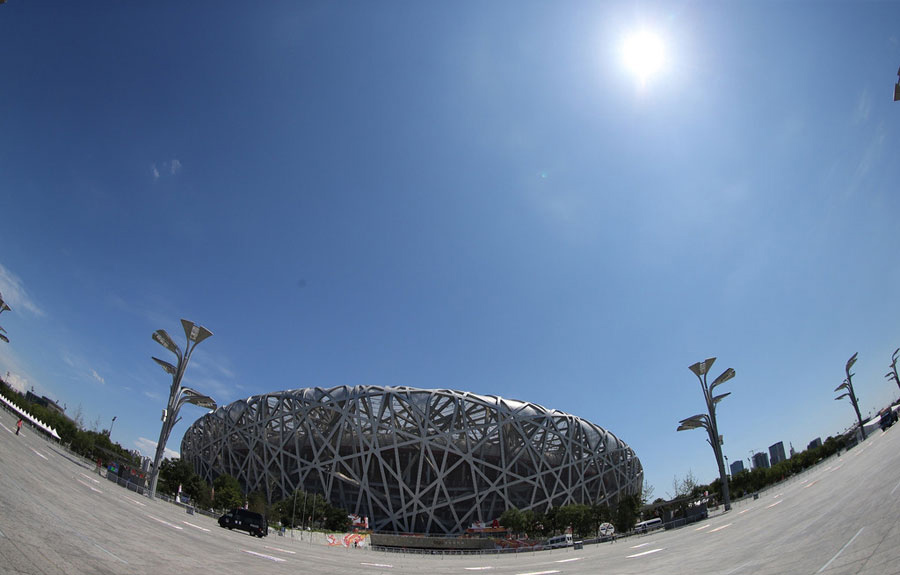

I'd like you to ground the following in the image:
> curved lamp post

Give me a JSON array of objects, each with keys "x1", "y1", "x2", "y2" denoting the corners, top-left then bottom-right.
[
  {"x1": 147, "y1": 319, "x2": 217, "y2": 499},
  {"x1": 0, "y1": 293, "x2": 10, "y2": 344},
  {"x1": 894, "y1": 65, "x2": 900, "y2": 102},
  {"x1": 677, "y1": 357, "x2": 735, "y2": 512},
  {"x1": 884, "y1": 348, "x2": 900, "y2": 393},
  {"x1": 835, "y1": 352, "x2": 866, "y2": 441}
]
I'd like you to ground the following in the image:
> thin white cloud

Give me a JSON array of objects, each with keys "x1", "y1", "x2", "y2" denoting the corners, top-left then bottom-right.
[
  {"x1": 3, "y1": 371, "x2": 29, "y2": 394},
  {"x1": 180, "y1": 351, "x2": 242, "y2": 404},
  {"x1": 852, "y1": 121, "x2": 885, "y2": 188},
  {"x1": 60, "y1": 350, "x2": 109, "y2": 387},
  {"x1": 151, "y1": 159, "x2": 181, "y2": 179},
  {"x1": 134, "y1": 437, "x2": 179, "y2": 460},
  {"x1": 0, "y1": 345, "x2": 45, "y2": 397},
  {"x1": 0, "y1": 262, "x2": 46, "y2": 317},
  {"x1": 853, "y1": 88, "x2": 870, "y2": 125}
]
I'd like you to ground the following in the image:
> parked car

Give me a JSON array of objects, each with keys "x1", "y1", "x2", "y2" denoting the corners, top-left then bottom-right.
[
  {"x1": 879, "y1": 410, "x2": 897, "y2": 431},
  {"x1": 218, "y1": 509, "x2": 268, "y2": 538}
]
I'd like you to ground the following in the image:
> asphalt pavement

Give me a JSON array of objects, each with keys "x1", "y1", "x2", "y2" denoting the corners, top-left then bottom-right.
[{"x1": 1, "y1": 406, "x2": 898, "y2": 574}]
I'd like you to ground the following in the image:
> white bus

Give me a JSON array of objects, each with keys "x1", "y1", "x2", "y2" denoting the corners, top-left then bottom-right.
[
  {"x1": 634, "y1": 518, "x2": 663, "y2": 533},
  {"x1": 547, "y1": 533, "x2": 573, "y2": 548}
]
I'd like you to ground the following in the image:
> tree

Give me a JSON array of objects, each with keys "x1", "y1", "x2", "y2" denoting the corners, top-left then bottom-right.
[
  {"x1": 184, "y1": 474, "x2": 212, "y2": 508},
  {"x1": 669, "y1": 470, "x2": 699, "y2": 499},
  {"x1": 641, "y1": 479, "x2": 655, "y2": 506},
  {"x1": 247, "y1": 491, "x2": 268, "y2": 516},
  {"x1": 612, "y1": 494, "x2": 641, "y2": 533},
  {"x1": 556, "y1": 504, "x2": 593, "y2": 538},
  {"x1": 158, "y1": 458, "x2": 195, "y2": 497},
  {"x1": 499, "y1": 508, "x2": 524, "y2": 535},
  {"x1": 322, "y1": 502, "x2": 351, "y2": 532},
  {"x1": 213, "y1": 474, "x2": 244, "y2": 510}
]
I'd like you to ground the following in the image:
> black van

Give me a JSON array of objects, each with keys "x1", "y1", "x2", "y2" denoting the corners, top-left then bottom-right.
[{"x1": 218, "y1": 509, "x2": 268, "y2": 538}]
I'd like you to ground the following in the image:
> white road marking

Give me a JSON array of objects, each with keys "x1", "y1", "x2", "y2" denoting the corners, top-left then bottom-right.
[
  {"x1": 517, "y1": 571, "x2": 560, "y2": 575},
  {"x1": 182, "y1": 521, "x2": 211, "y2": 532},
  {"x1": 79, "y1": 473, "x2": 100, "y2": 484},
  {"x1": 724, "y1": 561, "x2": 754, "y2": 574},
  {"x1": 146, "y1": 514, "x2": 183, "y2": 530},
  {"x1": 0, "y1": 527, "x2": 5, "y2": 538},
  {"x1": 242, "y1": 550, "x2": 286, "y2": 562},
  {"x1": 695, "y1": 524, "x2": 711, "y2": 530},
  {"x1": 630, "y1": 542, "x2": 650, "y2": 548},
  {"x1": 555, "y1": 557, "x2": 582, "y2": 563},
  {"x1": 264, "y1": 545, "x2": 295, "y2": 554},
  {"x1": 891, "y1": 478, "x2": 900, "y2": 496},
  {"x1": 766, "y1": 500, "x2": 782, "y2": 509},
  {"x1": 361, "y1": 562, "x2": 393, "y2": 568},
  {"x1": 817, "y1": 527, "x2": 864, "y2": 573},
  {"x1": 739, "y1": 509, "x2": 751, "y2": 515},
  {"x1": 30, "y1": 448, "x2": 48, "y2": 460},
  {"x1": 75, "y1": 478, "x2": 102, "y2": 493},
  {"x1": 709, "y1": 523, "x2": 732, "y2": 533},
  {"x1": 94, "y1": 543, "x2": 129, "y2": 564},
  {"x1": 773, "y1": 493, "x2": 783, "y2": 499},
  {"x1": 465, "y1": 567, "x2": 494, "y2": 571},
  {"x1": 804, "y1": 480, "x2": 818, "y2": 489},
  {"x1": 0, "y1": 422, "x2": 12, "y2": 433},
  {"x1": 627, "y1": 548, "x2": 664, "y2": 558},
  {"x1": 124, "y1": 496, "x2": 146, "y2": 507}
]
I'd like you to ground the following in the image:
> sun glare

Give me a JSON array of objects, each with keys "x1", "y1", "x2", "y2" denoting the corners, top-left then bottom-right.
[{"x1": 623, "y1": 31, "x2": 665, "y2": 82}]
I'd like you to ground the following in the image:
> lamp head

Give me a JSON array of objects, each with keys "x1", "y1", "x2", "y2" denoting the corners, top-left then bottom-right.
[
  {"x1": 181, "y1": 319, "x2": 213, "y2": 345},
  {"x1": 152, "y1": 330, "x2": 182, "y2": 360},
  {"x1": 179, "y1": 387, "x2": 217, "y2": 410},
  {"x1": 689, "y1": 358, "x2": 717, "y2": 378},
  {"x1": 678, "y1": 414, "x2": 709, "y2": 430},
  {"x1": 152, "y1": 356, "x2": 178, "y2": 376},
  {"x1": 846, "y1": 352, "x2": 858, "y2": 374},
  {"x1": 710, "y1": 368, "x2": 736, "y2": 392}
]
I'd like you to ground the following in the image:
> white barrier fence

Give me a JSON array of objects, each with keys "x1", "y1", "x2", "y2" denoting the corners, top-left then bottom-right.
[{"x1": 0, "y1": 393, "x2": 61, "y2": 440}]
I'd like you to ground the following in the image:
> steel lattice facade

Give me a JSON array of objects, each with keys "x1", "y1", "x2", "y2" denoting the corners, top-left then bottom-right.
[{"x1": 181, "y1": 385, "x2": 642, "y2": 534}]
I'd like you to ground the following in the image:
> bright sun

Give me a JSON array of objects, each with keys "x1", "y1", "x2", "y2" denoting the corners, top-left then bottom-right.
[{"x1": 623, "y1": 31, "x2": 665, "y2": 82}]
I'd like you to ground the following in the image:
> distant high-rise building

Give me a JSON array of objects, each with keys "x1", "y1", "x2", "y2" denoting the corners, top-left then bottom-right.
[
  {"x1": 808, "y1": 437, "x2": 823, "y2": 450},
  {"x1": 752, "y1": 452, "x2": 770, "y2": 469},
  {"x1": 730, "y1": 460, "x2": 745, "y2": 475},
  {"x1": 769, "y1": 441, "x2": 787, "y2": 466}
]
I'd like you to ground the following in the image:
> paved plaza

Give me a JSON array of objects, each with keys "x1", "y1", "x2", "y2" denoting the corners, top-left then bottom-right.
[{"x1": 1, "y1": 406, "x2": 898, "y2": 574}]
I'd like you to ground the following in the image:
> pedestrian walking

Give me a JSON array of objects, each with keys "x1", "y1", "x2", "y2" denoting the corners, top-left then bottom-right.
[{"x1": 16, "y1": 417, "x2": 23, "y2": 435}]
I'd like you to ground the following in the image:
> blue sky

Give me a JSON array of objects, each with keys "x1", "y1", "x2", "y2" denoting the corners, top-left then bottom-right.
[{"x1": 1, "y1": 1, "x2": 898, "y2": 500}]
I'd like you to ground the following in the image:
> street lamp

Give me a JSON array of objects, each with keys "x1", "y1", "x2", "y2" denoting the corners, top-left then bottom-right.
[
  {"x1": 835, "y1": 352, "x2": 866, "y2": 441},
  {"x1": 109, "y1": 416, "x2": 117, "y2": 438},
  {"x1": 884, "y1": 348, "x2": 900, "y2": 393},
  {"x1": 894, "y1": 65, "x2": 900, "y2": 102},
  {"x1": 147, "y1": 319, "x2": 217, "y2": 500},
  {"x1": 0, "y1": 292, "x2": 10, "y2": 344},
  {"x1": 677, "y1": 357, "x2": 735, "y2": 512}
]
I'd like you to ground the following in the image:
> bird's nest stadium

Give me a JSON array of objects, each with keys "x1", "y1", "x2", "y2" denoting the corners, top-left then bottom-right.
[{"x1": 181, "y1": 385, "x2": 642, "y2": 535}]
